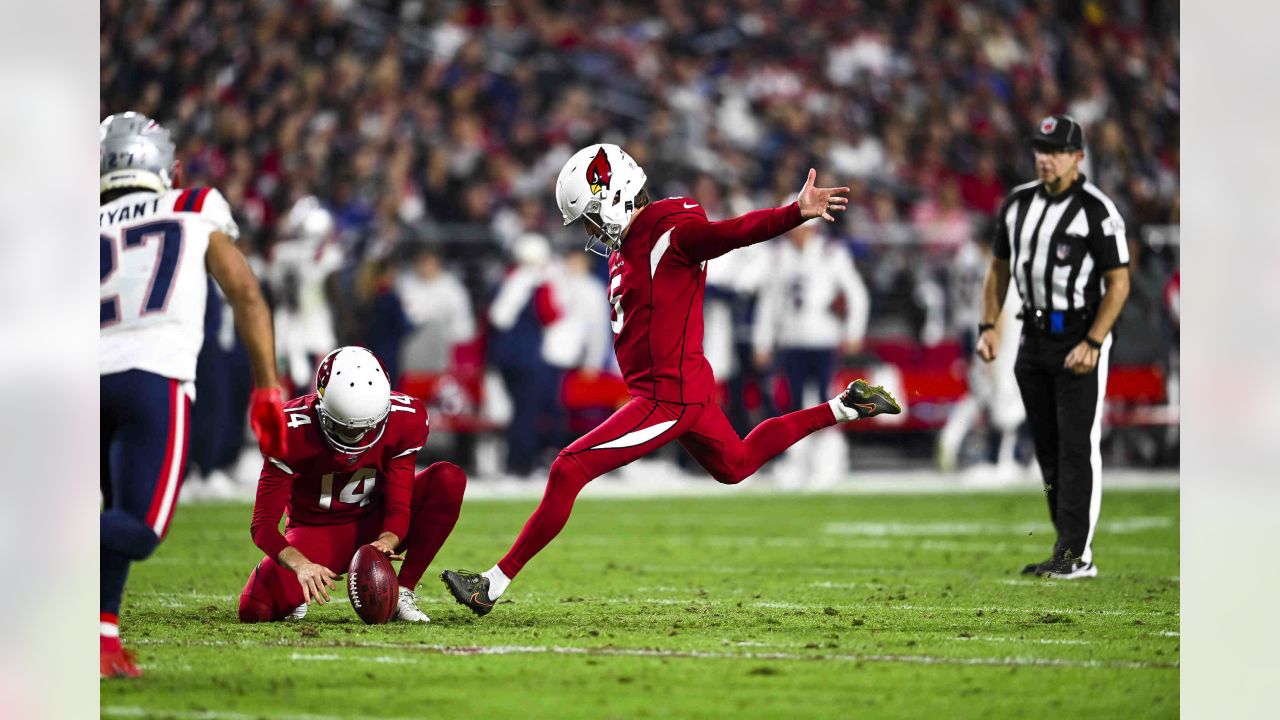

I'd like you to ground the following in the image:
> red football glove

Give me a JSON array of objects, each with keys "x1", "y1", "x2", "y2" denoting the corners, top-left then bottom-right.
[{"x1": 249, "y1": 387, "x2": 288, "y2": 458}]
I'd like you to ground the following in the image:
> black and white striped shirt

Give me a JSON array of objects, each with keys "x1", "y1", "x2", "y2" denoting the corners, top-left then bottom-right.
[{"x1": 992, "y1": 174, "x2": 1129, "y2": 313}]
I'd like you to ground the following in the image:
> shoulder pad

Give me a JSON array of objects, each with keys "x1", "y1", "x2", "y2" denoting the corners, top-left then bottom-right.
[{"x1": 173, "y1": 187, "x2": 240, "y2": 239}]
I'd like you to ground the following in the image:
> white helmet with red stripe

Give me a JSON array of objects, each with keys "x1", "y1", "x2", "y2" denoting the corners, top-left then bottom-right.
[
  {"x1": 555, "y1": 143, "x2": 647, "y2": 256},
  {"x1": 314, "y1": 346, "x2": 391, "y2": 454}
]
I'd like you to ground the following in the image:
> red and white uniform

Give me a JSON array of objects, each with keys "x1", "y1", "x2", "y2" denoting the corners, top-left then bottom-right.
[
  {"x1": 240, "y1": 391, "x2": 471, "y2": 622},
  {"x1": 608, "y1": 197, "x2": 804, "y2": 404},
  {"x1": 495, "y1": 198, "x2": 839, "y2": 578},
  {"x1": 249, "y1": 391, "x2": 429, "y2": 560}
]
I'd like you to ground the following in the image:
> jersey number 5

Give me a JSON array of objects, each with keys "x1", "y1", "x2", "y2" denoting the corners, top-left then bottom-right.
[
  {"x1": 101, "y1": 220, "x2": 185, "y2": 328},
  {"x1": 609, "y1": 273, "x2": 624, "y2": 334}
]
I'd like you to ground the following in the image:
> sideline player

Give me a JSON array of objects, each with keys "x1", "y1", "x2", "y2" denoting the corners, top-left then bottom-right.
[
  {"x1": 101, "y1": 112, "x2": 288, "y2": 677},
  {"x1": 442, "y1": 144, "x2": 900, "y2": 615},
  {"x1": 238, "y1": 346, "x2": 468, "y2": 624}
]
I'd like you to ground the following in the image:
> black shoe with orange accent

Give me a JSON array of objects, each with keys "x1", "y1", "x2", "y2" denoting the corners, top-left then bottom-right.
[
  {"x1": 837, "y1": 379, "x2": 902, "y2": 420},
  {"x1": 440, "y1": 570, "x2": 495, "y2": 617}
]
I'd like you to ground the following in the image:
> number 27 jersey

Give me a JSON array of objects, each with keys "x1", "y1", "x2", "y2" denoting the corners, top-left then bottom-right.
[{"x1": 100, "y1": 187, "x2": 239, "y2": 382}]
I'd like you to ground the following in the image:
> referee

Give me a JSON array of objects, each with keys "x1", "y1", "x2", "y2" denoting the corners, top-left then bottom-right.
[{"x1": 976, "y1": 114, "x2": 1130, "y2": 579}]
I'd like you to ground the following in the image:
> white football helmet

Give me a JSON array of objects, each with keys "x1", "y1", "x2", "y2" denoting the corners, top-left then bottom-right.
[
  {"x1": 283, "y1": 195, "x2": 335, "y2": 244},
  {"x1": 555, "y1": 143, "x2": 647, "y2": 256},
  {"x1": 314, "y1": 346, "x2": 392, "y2": 454}
]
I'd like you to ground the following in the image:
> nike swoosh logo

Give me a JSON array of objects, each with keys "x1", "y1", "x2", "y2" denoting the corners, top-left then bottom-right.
[
  {"x1": 470, "y1": 592, "x2": 494, "y2": 608},
  {"x1": 569, "y1": 199, "x2": 578, "y2": 205},
  {"x1": 683, "y1": 202, "x2": 697, "y2": 209}
]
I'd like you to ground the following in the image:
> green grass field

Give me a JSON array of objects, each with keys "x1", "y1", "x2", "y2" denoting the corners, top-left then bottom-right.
[{"x1": 102, "y1": 486, "x2": 1178, "y2": 719}]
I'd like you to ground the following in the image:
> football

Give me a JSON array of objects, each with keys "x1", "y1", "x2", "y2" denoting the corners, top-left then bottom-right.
[{"x1": 347, "y1": 545, "x2": 397, "y2": 625}]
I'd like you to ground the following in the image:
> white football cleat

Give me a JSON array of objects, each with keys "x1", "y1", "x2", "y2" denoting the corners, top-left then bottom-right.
[
  {"x1": 285, "y1": 603, "x2": 308, "y2": 621},
  {"x1": 394, "y1": 587, "x2": 430, "y2": 623}
]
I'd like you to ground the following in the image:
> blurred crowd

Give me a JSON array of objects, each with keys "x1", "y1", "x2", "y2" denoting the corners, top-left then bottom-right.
[{"x1": 101, "y1": 0, "x2": 1180, "y2": 480}]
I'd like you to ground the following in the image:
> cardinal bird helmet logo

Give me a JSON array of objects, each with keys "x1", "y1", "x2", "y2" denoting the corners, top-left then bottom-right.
[
  {"x1": 315, "y1": 351, "x2": 335, "y2": 396},
  {"x1": 586, "y1": 147, "x2": 612, "y2": 195}
]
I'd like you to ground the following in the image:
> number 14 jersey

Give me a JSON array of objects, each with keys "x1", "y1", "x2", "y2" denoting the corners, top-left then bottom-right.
[{"x1": 249, "y1": 392, "x2": 430, "y2": 560}]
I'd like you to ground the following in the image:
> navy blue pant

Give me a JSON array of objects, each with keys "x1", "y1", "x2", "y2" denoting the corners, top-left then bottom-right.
[
  {"x1": 101, "y1": 370, "x2": 191, "y2": 615},
  {"x1": 499, "y1": 362, "x2": 561, "y2": 476},
  {"x1": 190, "y1": 336, "x2": 251, "y2": 474},
  {"x1": 779, "y1": 347, "x2": 835, "y2": 411}
]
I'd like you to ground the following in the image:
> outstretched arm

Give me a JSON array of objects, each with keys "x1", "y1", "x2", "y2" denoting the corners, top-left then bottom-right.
[{"x1": 674, "y1": 169, "x2": 849, "y2": 263}]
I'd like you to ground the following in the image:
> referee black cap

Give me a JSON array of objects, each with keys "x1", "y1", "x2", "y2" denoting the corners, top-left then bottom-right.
[{"x1": 1028, "y1": 114, "x2": 1085, "y2": 152}]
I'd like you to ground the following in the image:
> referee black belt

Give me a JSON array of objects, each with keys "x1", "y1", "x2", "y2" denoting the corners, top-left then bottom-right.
[{"x1": 1018, "y1": 307, "x2": 1095, "y2": 335}]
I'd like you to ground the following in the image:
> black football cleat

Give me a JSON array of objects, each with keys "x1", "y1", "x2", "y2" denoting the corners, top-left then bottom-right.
[
  {"x1": 835, "y1": 379, "x2": 902, "y2": 420},
  {"x1": 1021, "y1": 558, "x2": 1054, "y2": 575},
  {"x1": 1038, "y1": 557, "x2": 1097, "y2": 580},
  {"x1": 441, "y1": 570, "x2": 495, "y2": 617}
]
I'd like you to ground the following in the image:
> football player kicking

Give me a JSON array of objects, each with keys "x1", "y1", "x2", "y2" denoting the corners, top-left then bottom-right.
[
  {"x1": 238, "y1": 346, "x2": 468, "y2": 624},
  {"x1": 101, "y1": 113, "x2": 289, "y2": 678},
  {"x1": 442, "y1": 145, "x2": 900, "y2": 616}
]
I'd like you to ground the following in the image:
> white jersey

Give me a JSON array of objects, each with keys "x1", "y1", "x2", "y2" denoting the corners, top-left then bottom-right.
[
  {"x1": 100, "y1": 187, "x2": 239, "y2": 381},
  {"x1": 267, "y1": 236, "x2": 344, "y2": 388},
  {"x1": 752, "y1": 237, "x2": 869, "y2": 352}
]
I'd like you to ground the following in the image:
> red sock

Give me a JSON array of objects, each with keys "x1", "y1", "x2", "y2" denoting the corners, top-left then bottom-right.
[
  {"x1": 497, "y1": 453, "x2": 593, "y2": 578},
  {"x1": 100, "y1": 612, "x2": 121, "y2": 654},
  {"x1": 738, "y1": 404, "x2": 837, "y2": 466}
]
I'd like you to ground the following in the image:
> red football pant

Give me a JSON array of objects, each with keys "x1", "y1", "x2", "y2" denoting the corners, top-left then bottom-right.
[
  {"x1": 238, "y1": 461, "x2": 467, "y2": 622},
  {"x1": 496, "y1": 399, "x2": 836, "y2": 578}
]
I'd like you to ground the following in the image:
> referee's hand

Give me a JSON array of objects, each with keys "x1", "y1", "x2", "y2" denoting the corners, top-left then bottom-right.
[
  {"x1": 976, "y1": 329, "x2": 999, "y2": 363},
  {"x1": 1064, "y1": 341, "x2": 1100, "y2": 374}
]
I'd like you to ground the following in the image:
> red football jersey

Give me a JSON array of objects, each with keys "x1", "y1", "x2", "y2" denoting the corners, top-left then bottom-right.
[
  {"x1": 250, "y1": 392, "x2": 429, "y2": 559},
  {"x1": 608, "y1": 196, "x2": 804, "y2": 404}
]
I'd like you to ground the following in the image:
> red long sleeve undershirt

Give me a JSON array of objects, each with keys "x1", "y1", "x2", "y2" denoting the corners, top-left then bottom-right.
[
  {"x1": 673, "y1": 202, "x2": 804, "y2": 263},
  {"x1": 250, "y1": 463, "x2": 293, "y2": 560}
]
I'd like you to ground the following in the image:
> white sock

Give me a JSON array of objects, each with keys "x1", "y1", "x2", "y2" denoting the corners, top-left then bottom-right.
[
  {"x1": 829, "y1": 397, "x2": 858, "y2": 423},
  {"x1": 482, "y1": 565, "x2": 511, "y2": 602}
]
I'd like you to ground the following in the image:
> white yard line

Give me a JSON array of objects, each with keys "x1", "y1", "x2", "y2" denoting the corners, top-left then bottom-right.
[
  {"x1": 459, "y1": 470, "x2": 1178, "y2": 500},
  {"x1": 824, "y1": 517, "x2": 1173, "y2": 537},
  {"x1": 130, "y1": 637, "x2": 1177, "y2": 670},
  {"x1": 177, "y1": 470, "x2": 1176, "y2": 504},
  {"x1": 951, "y1": 636, "x2": 1093, "y2": 645},
  {"x1": 102, "y1": 707, "x2": 413, "y2": 720},
  {"x1": 887, "y1": 603, "x2": 1176, "y2": 617}
]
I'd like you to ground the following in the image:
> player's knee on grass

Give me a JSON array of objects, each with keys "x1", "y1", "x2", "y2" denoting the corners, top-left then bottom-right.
[
  {"x1": 238, "y1": 560, "x2": 301, "y2": 623},
  {"x1": 237, "y1": 592, "x2": 278, "y2": 623}
]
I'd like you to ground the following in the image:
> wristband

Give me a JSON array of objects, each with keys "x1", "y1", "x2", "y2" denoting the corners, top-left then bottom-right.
[
  {"x1": 978, "y1": 323, "x2": 995, "y2": 334},
  {"x1": 1084, "y1": 336, "x2": 1103, "y2": 349}
]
